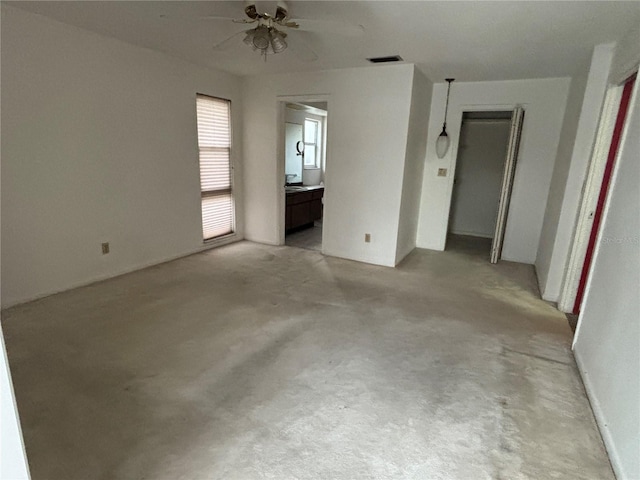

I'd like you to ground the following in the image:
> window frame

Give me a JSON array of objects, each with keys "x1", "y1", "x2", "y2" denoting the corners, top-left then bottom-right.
[
  {"x1": 195, "y1": 93, "x2": 235, "y2": 242},
  {"x1": 303, "y1": 118, "x2": 321, "y2": 169}
]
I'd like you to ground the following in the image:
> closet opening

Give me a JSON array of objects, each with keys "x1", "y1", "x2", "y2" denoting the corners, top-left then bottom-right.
[{"x1": 446, "y1": 108, "x2": 524, "y2": 263}]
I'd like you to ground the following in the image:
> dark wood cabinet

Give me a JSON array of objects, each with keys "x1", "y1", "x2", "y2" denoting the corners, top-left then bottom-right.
[
  {"x1": 285, "y1": 187, "x2": 324, "y2": 232},
  {"x1": 309, "y1": 198, "x2": 322, "y2": 221}
]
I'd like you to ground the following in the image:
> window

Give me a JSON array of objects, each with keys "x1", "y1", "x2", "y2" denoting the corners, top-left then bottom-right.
[
  {"x1": 304, "y1": 119, "x2": 320, "y2": 168},
  {"x1": 196, "y1": 94, "x2": 234, "y2": 240}
]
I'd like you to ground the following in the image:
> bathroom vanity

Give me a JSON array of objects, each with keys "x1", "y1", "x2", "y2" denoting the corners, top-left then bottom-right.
[{"x1": 285, "y1": 185, "x2": 324, "y2": 233}]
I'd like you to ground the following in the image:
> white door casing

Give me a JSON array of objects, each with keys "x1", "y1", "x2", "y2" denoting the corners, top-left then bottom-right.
[{"x1": 491, "y1": 106, "x2": 525, "y2": 264}]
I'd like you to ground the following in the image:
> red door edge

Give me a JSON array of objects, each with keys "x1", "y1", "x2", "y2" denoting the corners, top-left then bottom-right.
[{"x1": 573, "y1": 74, "x2": 636, "y2": 314}]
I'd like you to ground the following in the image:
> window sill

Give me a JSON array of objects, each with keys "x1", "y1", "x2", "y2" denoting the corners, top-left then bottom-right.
[
  {"x1": 303, "y1": 166, "x2": 321, "y2": 170},
  {"x1": 203, "y1": 232, "x2": 238, "y2": 247}
]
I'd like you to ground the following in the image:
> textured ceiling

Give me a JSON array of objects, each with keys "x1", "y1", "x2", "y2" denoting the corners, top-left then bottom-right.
[{"x1": 8, "y1": 1, "x2": 640, "y2": 80}]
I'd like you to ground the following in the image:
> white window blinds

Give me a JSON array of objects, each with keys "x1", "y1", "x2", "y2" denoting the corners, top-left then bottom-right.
[{"x1": 196, "y1": 94, "x2": 234, "y2": 240}]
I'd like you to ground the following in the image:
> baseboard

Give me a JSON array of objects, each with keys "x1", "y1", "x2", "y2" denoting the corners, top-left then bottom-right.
[
  {"x1": 1, "y1": 235, "x2": 242, "y2": 310},
  {"x1": 499, "y1": 253, "x2": 535, "y2": 265},
  {"x1": 243, "y1": 235, "x2": 281, "y2": 246},
  {"x1": 321, "y1": 247, "x2": 395, "y2": 268},
  {"x1": 415, "y1": 240, "x2": 445, "y2": 251},
  {"x1": 573, "y1": 349, "x2": 623, "y2": 479}
]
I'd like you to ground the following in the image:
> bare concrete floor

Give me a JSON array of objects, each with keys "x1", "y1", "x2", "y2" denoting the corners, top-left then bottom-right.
[
  {"x1": 3, "y1": 240, "x2": 613, "y2": 479},
  {"x1": 286, "y1": 223, "x2": 323, "y2": 252}
]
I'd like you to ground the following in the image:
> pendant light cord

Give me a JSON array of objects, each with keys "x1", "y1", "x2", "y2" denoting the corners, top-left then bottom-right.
[{"x1": 442, "y1": 78, "x2": 455, "y2": 130}]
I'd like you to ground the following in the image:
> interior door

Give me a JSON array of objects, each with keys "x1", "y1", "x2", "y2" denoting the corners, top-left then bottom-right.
[
  {"x1": 490, "y1": 106, "x2": 525, "y2": 264},
  {"x1": 572, "y1": 74, "x2": 636, "y2": 313},
  {"x1": 285, "y1": 122, "x2": 303, "y2": 184}
]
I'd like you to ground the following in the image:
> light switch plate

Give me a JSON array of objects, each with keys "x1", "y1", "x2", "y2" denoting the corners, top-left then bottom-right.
[{"x1": 437, "y1": 168, "x2": 448, "y2": 177}]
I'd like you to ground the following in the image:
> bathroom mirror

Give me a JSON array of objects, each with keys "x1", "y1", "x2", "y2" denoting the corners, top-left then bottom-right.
[{"x1": 285, "y1": 122, "x2": 303, "y2": 184}]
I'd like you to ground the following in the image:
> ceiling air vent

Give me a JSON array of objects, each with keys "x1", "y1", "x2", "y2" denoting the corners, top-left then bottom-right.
[{"x1": 367, "y1": 55, "x2": 403, "y2": 64}]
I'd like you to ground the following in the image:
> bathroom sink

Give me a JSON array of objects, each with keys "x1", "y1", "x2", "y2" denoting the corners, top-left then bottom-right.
[{"x1": 285, "y1": 186, "x2": 307, "y2": 192}]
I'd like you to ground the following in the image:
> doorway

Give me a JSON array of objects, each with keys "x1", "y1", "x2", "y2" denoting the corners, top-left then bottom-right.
[
  {"x1": 282, "y1": 101, "x2": 328, "y2": 252},
  {"x1": 447, "y1": 108, "x2": 525, "y2": 263}
]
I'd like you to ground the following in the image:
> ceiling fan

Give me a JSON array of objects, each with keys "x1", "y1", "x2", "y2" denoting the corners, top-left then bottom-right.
[{"x1": 190, "y1": 1, "x2": 365, "y2": 61}]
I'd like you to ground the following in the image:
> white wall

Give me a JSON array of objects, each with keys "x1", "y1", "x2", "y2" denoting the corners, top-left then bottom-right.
[
  {"x1": 416, "y1": 78, "x2": 570, "y2": 264},
  {"x1": 573, "y1": 80, "x2": 639, "y2": 480},
  {"x1": 243, "y1": 64, "x2": 415, "y2": 267},
  {"x1": 1, "y1": 6, "x2": 243, "y2": 307},
  {"x1": 449, "y1": 119, "x2": 511, "y2": 238},
  {"x1": 609, "y1": 24, "x2": 640, "y2": 84},
  {"x1": 395, "y1": 69, "x2": 432, "y2": 264},
  {"x1": 536, "y1": 45, "x2": 614, "y2": 302}
]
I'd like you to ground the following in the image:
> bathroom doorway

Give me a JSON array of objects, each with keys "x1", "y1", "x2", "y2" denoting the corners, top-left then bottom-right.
[
  {"x1": 281, "y1": 100, "x2": 328, "y2": 252},
  {"x1": 447, "y1": 108, "x2": 524, "y2": 263}
]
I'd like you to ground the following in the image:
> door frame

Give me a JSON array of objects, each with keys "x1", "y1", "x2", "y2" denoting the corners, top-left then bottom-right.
[
  {"x1": 276, "y1": 94, "x2": 331, "y2": 248},
  {"x1": 557, "y1": 85, "x2": 622, "y2": 311},
  {"x1": 558, "y1": 74, "x2": 636, "y2": 313},
  {"x1": 444, "y1": 103, "x2": 526, "y2": 259},
  {"x1": 491, "y1": 106, "x2": 525, "y2": 263}
]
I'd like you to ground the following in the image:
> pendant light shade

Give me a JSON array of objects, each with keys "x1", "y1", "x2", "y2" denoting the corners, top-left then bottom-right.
[
  {"x1": 270, "y1": 29, "x2": 288, "y2": 54},
  {"x1": 436, "y1": 78, "x2": 455, "y2": 159},
  {"x1": 251, "y1": 25, "x2": 270, "y2": 50},
  {"x1": 436, "y1": 127, "x2": 450, "y2": 159}
]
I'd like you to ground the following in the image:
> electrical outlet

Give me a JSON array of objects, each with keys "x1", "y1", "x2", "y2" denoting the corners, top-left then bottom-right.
[
  {"x1": 101, "y1": 242, "x2": 110, "y2": 255},
  {"x1": 365, "y1": 233, "x2": 371, "y2": 243},
  {"x1": 437, "y1": 168, "x2": 448, "y2": 177}
]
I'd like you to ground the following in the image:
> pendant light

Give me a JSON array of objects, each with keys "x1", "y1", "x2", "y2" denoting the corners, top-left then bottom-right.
[{"x1": 436, "y1": 78, "x2": 455, "y2": 159}]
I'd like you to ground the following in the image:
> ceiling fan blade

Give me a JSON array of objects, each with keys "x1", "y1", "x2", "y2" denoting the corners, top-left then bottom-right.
[
  {"x1": 280, "y1": 20, "x2": 300, "y2": 28},
  {"x1": 232, "y1": 18, "x2": 257, "y2": 24},
  {"x1": 287, "y1": 32, "x2": 318, "y2": 63},
  {"x1": 289, "y1": 18, "x2": 364, "y2": 37},
  {"x1": 212, "y1": 30, "x2": 247, "y2": 52},
  {"x1": 158, "y1": 14, "x2": 254, "y2": 24},
  {"x1": 197, "y1": 15, "x2": 236, "y2": 21},
  {"x1": 198, "y1": 15, "x2": 255, "y2": 24}
]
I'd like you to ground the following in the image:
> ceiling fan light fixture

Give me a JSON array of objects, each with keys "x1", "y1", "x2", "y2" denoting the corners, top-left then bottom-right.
[
  {"x1": 264, "y1": 41, "x2": 275, "y2": 56},
  {"x1": 251, "y1": 25, "x2": 270, "y2": 50},
  {"x1": 270, "y1": 29, "x2": 288, "y2": 53},
  {"x1": 243, "y1": 29, "x2": 256, "y2": 46},
  {"x1": 243, "y1": 25, "x2": 287, "y2": 57}
]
